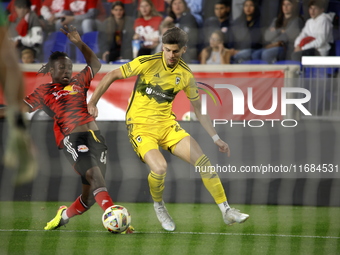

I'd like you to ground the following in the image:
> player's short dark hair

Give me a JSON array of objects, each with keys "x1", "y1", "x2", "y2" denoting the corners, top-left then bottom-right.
[
  {"x1": 38, "y1": 51, "x2": 70, "y2": 75},
  {"x1": 14, "y1": 0, "x2": 31, "y2": 9},
  {"x1": 162, "y1": 26, "x2": 188, "y2": 49}
]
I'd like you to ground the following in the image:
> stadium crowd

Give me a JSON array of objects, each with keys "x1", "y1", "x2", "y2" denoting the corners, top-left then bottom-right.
[{"x1": 2, "y1": 0, "x2": 339, "y2": 64}]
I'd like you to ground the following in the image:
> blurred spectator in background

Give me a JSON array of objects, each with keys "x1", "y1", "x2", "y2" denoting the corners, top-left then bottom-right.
[
  {"x1": 164, "y1": 0, "x2": 171, "y2": 10},
  {"x1": 203, "y1": 0, "x2": 231, "y2": 48},
  {"x1": 259, "y1": 0, "x2": 280, "y2": 31},
  {"x1": 40, "y1": 0, "x2": 65, "y2": 33},
  {"x1": 6, "y1": 0, "x2": 42, "y2": 38},
  {"x1": 201, "y1": 0, "x2": 219, "y2": 20},
  {"x1": 228, "y1": 0, "x2": 262, "y2": 63},
  {"x1": 133, "y1": 0, "x2": 163, "y2": 57},
  {"x1": 55, "y1": 0, "x2": 103, "y2": 34},
  {"x1": 163, "y1": 0, "x2": 199, "y2": 63},
  {"x1": 6, "y1": 0, "x2": 41, "y2": 24},
  {"x1": 98, "y1": 1, "x2": 134, "y2": 63},
  {"x1": 301, "y1": 0, "x2": 329, "y2": 20},
  {"x1": 10, "y1": 0, "x2": 43, "y2": 60},
  {"x1": 154, "y1": 19, "x2": 175, "y2": 53},
  {"x1": 20, "y1": 47, "x2": 36, "y2": 63},
  {"x1": 199, "y1": 30, "x2": 231, "y2": 64},
  {"x1": 232, "y1": 0, "x2": 244, "y2": 21},
  {"x1": 252, "y1": 0, "x2": 304, "y2": 63},
  {"x1": 140, "y1": 0, "x2": 167, "y2": 16},
  {"x1": 107, "y1": 0, "x2": 137, "y2": 17},
  {"x1": 292, "y1": 0, "x2": 333, "y2": 61},
  {"x1": 184, "y1": 0, "x2": 203, "y2": 27}
]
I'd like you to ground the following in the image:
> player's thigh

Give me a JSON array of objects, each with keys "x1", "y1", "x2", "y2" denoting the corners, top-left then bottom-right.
[
  {"x1": 63, "y1": 132, "x2": 107, "y2": 185},
  {"x1": 160, "y1": 122, "x2": 189, "y2": 152},
  {"x1": 127, "y1": 124, "x2": 159, "y2": 162},
  {"x1": 144, "y1": 149, "x2": 168, "y2": 174},
  {"x1": 89, "y1": 132, "x2": 108, "y2": 177},
  {"x1": 172, "y1": 136, "x2": 204, "y2": 165}
]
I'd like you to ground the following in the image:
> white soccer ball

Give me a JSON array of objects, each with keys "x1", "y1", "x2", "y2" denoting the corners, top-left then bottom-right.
[{"x1": 102, "y1": 205, "x2": 131, "y2": 233}]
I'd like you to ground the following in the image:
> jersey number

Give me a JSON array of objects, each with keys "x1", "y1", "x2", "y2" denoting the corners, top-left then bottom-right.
[{"x1": 100, "y1": 151, "x2": 107, "y2": 164}]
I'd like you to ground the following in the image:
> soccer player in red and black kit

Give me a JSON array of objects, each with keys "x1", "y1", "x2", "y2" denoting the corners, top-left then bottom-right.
[{"x1": 24, "y1": 25, "x2": 133, "y2": 233}]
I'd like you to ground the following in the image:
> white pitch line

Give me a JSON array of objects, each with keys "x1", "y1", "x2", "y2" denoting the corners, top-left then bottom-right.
[{"x1": 0, "y1": 229, "x2": 339, "y2": 239}]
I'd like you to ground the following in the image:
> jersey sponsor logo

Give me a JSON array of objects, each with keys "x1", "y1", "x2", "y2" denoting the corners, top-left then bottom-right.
[
  {"x1": 53, "y1": 85, "x2": 82, "y2": 100},
  {"x1": 77, "y1": 145, "x2": 89, "y2": 152},
  {"x1": 146, "y1": 87, "x2": 153, "y2": 95},
  {"x1": 137, "y1": 80, "x2": 177, "y2": 104},
  {"x1": 144, "y1": 85, "x2": 175, "y2": 103},
  {"x1": 176, "y1": 77, "x2": 181, "y2": 85}
]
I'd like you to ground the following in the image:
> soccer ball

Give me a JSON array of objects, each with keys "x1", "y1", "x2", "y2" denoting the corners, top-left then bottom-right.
[{"x1": 102, "y1": 205, "x2": 131, "y2": 233}]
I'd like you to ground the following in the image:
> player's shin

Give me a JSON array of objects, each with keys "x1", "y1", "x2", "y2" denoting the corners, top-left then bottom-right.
[
  {"x1": 195, "y1": 155, "x2": 227, "y2": 206},
  {"x1": 65, "y1": 195, "x2": 90, "y2": 219},
  {"x1": 93, "y1": 187, "x2": 114, "y2": 211},
  {"x1": 148, "y1": 171, "x2": 166, "y2": 202}
]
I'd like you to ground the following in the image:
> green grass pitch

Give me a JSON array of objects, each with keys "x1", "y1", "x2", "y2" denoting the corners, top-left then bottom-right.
[{"x1": 0, "y1": 202, "x2": 339, "y2": 255}]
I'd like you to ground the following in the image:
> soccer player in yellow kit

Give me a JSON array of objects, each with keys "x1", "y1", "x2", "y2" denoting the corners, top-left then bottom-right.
[{"x1": 88, "y1": 27, "x2": 249, "y2": 231}]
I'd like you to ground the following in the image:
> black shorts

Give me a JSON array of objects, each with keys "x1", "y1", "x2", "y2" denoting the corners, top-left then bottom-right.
[{"x1": 63, "y1": 130, "x2": 108, "y2": 185}]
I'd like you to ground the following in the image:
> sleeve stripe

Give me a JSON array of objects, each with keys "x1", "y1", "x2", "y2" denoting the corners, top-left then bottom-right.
[
  {"x1": 188, "y1": 95, "x2": 200, "y2": 101},
  {"x1": 139, "y1": 56, "x2": 162, "y2": 64},
  {"x1": 120, "y1": 65, "x2": 128, "y2": 78},
  {"x1": 139, "y1": 52, "x2": 163, "y2": 63}
]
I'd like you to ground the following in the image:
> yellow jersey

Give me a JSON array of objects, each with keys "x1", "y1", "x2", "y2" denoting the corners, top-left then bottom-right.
[{"x1": 120, "y1": 52, "x2": 199, "y2": 125}]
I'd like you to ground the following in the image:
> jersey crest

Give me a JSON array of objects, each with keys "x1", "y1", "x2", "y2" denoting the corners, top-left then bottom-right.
[{"x1": 176, "y1": 77, "x2": 181, "y2": 85}]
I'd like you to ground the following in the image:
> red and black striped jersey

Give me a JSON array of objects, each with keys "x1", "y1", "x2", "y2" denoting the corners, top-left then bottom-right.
[{"x1": 24, "y1": 66, "x2": 95, "y2": 148}]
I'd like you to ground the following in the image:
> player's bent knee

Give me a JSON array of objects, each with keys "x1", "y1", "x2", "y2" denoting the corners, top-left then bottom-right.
[
  {"x1": 85, "y1": 167, "x2": 105, "y2": 187},
  {"x1": 150, "y1": 163, "x2": 167, "y2": 175}
]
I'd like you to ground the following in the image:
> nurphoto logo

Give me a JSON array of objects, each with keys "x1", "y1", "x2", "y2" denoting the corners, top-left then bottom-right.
[{"x1": 198, "y1": 83, "x2": 312, "y2": 128}]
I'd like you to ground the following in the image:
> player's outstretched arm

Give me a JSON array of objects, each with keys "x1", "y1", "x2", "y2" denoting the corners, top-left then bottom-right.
[
  {"x1": 191, "y1": 99, "x2": 230, "y2": 156},
  {"x1": 87, "y1": 68, "x2": 124, "y2": 118},
  {"x1": 60, "y1": 25, "x2": 101, "y2": 75}
]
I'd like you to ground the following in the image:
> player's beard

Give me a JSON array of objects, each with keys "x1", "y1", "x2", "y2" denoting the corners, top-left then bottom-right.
[{"x1": 166, "y1": 57, "x2": 178, "y2": 68}]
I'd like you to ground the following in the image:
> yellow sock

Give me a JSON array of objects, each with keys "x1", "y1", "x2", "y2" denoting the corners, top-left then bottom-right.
[
  {"x1": 196, "y1": 155, "x2": 227, "y2": 204},
  {"x1": 148, "y1": 171, "x2": 166, "y2": 202}
]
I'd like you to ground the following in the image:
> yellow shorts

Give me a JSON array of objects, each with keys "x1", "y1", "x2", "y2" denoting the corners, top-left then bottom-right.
[{"x1": 127, "y1": 121, "x2": 190, "y2": 161}]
